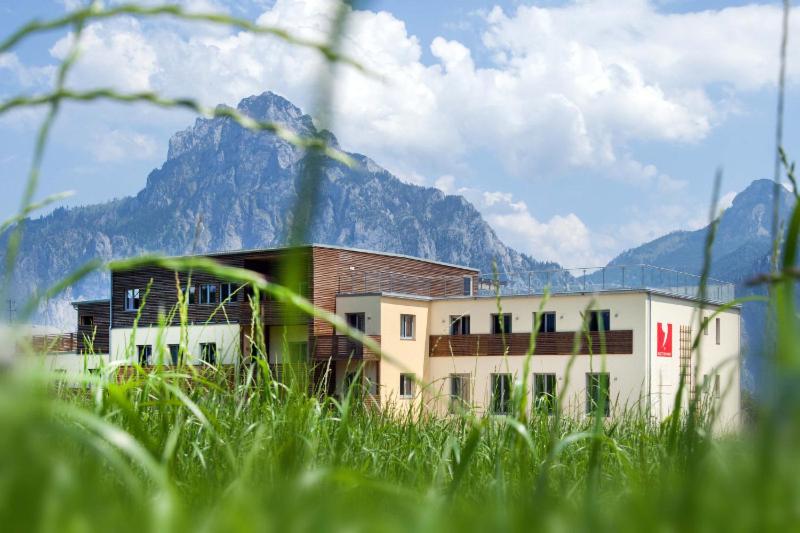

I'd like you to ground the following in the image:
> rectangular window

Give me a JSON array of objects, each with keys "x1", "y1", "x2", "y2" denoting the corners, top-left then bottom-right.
[
  {"x1": 168, "y1": 344, "x2": 180, "y2": 365},
  {"x1": 400, "y1": 314, "x2": 415, "y2": 339},
  {"x1": 399, "y1": 373, "x2": 415, "y2": 398},
  {"x1": 587, "y1": 310, "x2": 611, "y2": 332},
  {"x1": 491, "y1": 313, "x2": 512, "y2": 334},
  {"x1": 199, "y1": 284, "x2": 218, "y2": 305},
  {"x1": 714, "y1": 374, "x2": 720, "y2": 399},
  {"x1": 533, "y1": 373, "x2": 557, "y2": 413},
  {"x1": 450, "y1": 315, "x2": 471, "y2": 335},
  {"x1": 220, "y1": 283, "x2": 239, "y2": 302},
  {"x1": 346, "y1": 312, "x2": 366, "y2": 332},
  {"x1": 137, "y1": 344, "x2": 152, "y2": 366},
  {"x1": 715, "y1": 317, "x2": 721, "y2": 345},
  {"x1": 81, "y1": 315, "x2": 94, "y2": 326},
  {"x1": 288, "y1": 341, "x2": 308, "y2": 361},
  {"x1": 182, "y1": 285, "x2": 197, "y2": 305},
  {"x1": 463, "y1": 276, "x2": 473, "y2": 296},
  {"x1": 491, "y1": 373, "x2": 512, "y2": 414},
  {"x1": 124, "y1": 288, "x2": 141, "y2": 311},
  {"x1": 200, "y1": 342, "x2": 217, "y2": 365},
  {"x1": 535, "y1": 312, "x2": 556, "y2": 333},
  {"x1": 449, "y1": 373, "x2": 471, "y2": 412},
  {"x1": 703, "y1": 316, "x2": 709, "y2": 336},
  {"x1": 586, "y1": 373, "x2": 611, "y2": 416},
  {"x1": 703, "y1": 374, "x2": 721, "y2": 400}
]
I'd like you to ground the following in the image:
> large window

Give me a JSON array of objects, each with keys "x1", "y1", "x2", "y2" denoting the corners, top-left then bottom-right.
[
  {"x1": 168, "y1": 344, "x2": 180, "y2": 365},
  {"x1": 346, "y1": 312, "x2": 365, "y2": 332},
  {"x1": 535, "y1": 312, "x2": 556, "y2": 333},
  {"x1": 199, "y1": 284, "x2": 218, "y2": 305},
  {"x1": 450, "y1": 315, "x2": 471, "y2": 335},
  {"x1": 533, "y1": 373, "x2": 557, "y2": 413},
  {"x1": 137, "y1": 344, "x2": 152, "y2": 365},
  {"x1": 491, "y1": 313, "x2": 512, "y2": 334},
  {"x1": 587, "y1": 310, "x2": 611, "y2": 332},
  {"x1": 400, "y1": 314, "x2": 415, "y2": 339},
  {"x1": 124, "y1": 288, "x2": 141, "y2": 311},
  {"x1": 200, "y1": 342, "x2": 217, "y2": 365},
  {"x1": 399, "y1": 373, "x2": 415, "y2": 398},
  {"x1": 586, "y1": 373, "x2": 611, "y2": 416},
  {"x1": 463, "y1": 276, "x2": 473, "y2": 296},
  {"x1": 491, "y1": 373, "x2": 512, "y2": 414},
  {"x1": 220, "y1": 283, "x2": 239, "y2": 302},
  {"x1": 288, "y1": 342, "x2": 308, "y2": 362},
  {"x1": 449, "y1": 373, "x2": 471, "y2": 412}
]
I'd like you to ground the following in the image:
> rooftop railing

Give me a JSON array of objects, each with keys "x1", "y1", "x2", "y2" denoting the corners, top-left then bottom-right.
[{"x1": 337, "y1": 264, "x2": 735, "y2": 304}]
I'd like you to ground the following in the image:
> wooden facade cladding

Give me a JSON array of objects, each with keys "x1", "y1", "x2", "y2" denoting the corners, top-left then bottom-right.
[
  {"x1": 75, "y1": 300, "x2": 110, "y2": 353},
  {"x1": 311, "y1": 335, "x2": 382, "y2": 361},
  {"x1": 311, "y1": 247, "x2": 477, "y2": 335},
  {"x1": 428, "y1": 330, "x2": 634, "y2": 357},
  {"x1": 30, "y1": 333, "x2": 78, "y2": 353}
]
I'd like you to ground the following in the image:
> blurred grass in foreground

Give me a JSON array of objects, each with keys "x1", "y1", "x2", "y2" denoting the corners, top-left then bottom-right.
[{"x1": 1, "y1": 1, "x2": 799, "y2": 532}]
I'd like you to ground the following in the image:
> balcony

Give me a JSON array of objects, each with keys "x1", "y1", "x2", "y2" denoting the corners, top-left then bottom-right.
[
  {"x1": 338, "y1": 265, "x2": 735, "y2": 304},
  {"x1": 311, "y1": 335, "x2": 382, "y2": 360},
  {"x1": 429, "y1": 331, "x2": 634, "y2": 357},
  {"x1": 29, "y1": 333, "x2": 78, "y2": 354}
]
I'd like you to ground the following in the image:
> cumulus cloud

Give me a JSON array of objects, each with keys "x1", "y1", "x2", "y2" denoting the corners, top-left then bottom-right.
[
  {"x1": 46, "y1": 0, "x2": 797, "y2": 184},
  {"x1": 89, "y1": 129, "x2": 159, "y2": 162}
]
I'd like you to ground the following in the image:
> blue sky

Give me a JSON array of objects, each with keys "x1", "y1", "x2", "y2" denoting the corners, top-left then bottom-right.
[{"x1": 0, "y1": 0, "x2": 797, "y2": 265}]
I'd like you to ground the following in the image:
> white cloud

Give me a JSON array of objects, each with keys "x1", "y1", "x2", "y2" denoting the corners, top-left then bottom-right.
[
  {"x1": 0, "y1": 52, "x2": 54, "y2": 89},
  {"x1": 89, "y1": 129, "x2": 159, "y2": 162},
  {"x1": 719, "y1": 191, "x2": 737, "y2": 211}
]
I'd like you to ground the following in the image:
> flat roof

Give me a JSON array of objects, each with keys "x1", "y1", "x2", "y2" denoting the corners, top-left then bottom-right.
[
  {"x1": 337, "y1": 288, "x2": 741, "y2": 309},
  {"x1": 161, "y1": 243, "x2": 480, "y2": 273},
  {"x1": 71, "y1": 299, "x2": 110, "y2": 307}
]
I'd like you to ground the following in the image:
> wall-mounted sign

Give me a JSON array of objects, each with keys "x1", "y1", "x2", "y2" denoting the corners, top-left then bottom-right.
[{"x1": 657, "y1": 322, "x2": 673, "y2": 357}]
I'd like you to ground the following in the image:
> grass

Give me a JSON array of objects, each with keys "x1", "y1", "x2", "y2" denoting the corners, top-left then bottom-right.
[{"x1": 1, "y1": 1, "x2": 799, "y2": 532}]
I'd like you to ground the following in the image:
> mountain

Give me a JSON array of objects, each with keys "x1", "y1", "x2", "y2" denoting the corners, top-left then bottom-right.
[
  {"x1": 1, "y1": 91, "x2": 553, "y2": 328},
  {"x1": 606, "y1": 179, "x2": 797, "y2": 388}
]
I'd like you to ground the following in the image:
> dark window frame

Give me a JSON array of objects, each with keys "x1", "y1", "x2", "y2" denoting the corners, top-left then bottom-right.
[
  {"x1": 220, "y1": 283, "x2": 239, "y2": 303},
  {"x1": 450, "y1": 315, "x2": 471, "y2": 335},
  {"x1": 533, "y1": 373, "x2": 557, "y2": 413},
  {"x1": 199, "y1": 284, "x2": 218, "y2": 305},
  {"x1": 535, "y1": 311, "x2": 556, "y2": 333},
  {"x1": 587, "y1": 310, "x2": 611, "y2": 332},
  {"x1": 200, "y1": 342, "x2": 217, "y2": 365},
  {"x1": 124, "y1": 288, "x2": 141, "y2": 311},
  {"x1": 491, "y1": 373, "x2": 512, "y2": 414},
  {"x1": 586, "y1": 372, "x2": 611, "y2": 417},
  {"x1": 137, "y1": 344, "x2": 152, "y2": 366},
  {"x1": 491, "y1": 313, "x2": 513, "y2": 335},
  {"x1": 81, "y1": 315, "x2": 95, "y2": 326},
  {"x1": 399, "y1": 373, "x2": 416, "y2": 398}
]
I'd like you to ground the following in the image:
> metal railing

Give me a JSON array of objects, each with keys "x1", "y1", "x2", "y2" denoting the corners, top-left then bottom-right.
[{"x1": 337, "y1": 264, "x2": 735, "y2": 304}]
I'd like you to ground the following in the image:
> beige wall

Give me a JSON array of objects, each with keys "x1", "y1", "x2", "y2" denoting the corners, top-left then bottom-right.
[
  {"x1": 334, "y1": 295, "x2": 382, "y2": 336},
  {"x1": 109, "y1": 324, "x2": 240, "y2": 365},
  {"x1": 649, "y1": 294, "x2": 740, "y2": 426},
  {"x1": 375, "y1": 296, "x2": 430, "y2": 409}
]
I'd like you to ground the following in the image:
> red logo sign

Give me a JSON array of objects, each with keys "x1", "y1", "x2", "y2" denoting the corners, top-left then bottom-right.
[{"x1": 657, "y1": 322, "x2": 672, "y2": 357}]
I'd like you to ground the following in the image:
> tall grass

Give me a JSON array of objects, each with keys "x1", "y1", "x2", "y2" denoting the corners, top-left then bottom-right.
[{"x1": 0, "y1": 1, "x2": 798, "y2": 532}]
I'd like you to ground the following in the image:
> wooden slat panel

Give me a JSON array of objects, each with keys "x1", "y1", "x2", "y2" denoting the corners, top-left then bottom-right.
[
  {"x1": 310, "y1": 335, "x2": 381, "y2": 361},
  {"x1": 30, "y1": 333, "x2": 78, "y2": 353},
  {"x1": 429, "y1": 330, "x2": 634, "y2": 357},
  {"x1": 76, "y1": 300, "x2": 110, "y2": 353}
]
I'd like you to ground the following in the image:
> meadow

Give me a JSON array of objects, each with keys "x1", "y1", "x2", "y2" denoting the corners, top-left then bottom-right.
[{"x1": 1, "y1": 2, "x2": 799, "y2": 532}]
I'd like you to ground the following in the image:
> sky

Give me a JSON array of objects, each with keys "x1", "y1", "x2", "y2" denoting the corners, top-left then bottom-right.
[{"x1": 0, "y1": 0, "x2": 798, "y2": 267}]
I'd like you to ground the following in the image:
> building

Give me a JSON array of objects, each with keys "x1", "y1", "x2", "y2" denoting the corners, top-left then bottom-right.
[{"x1": 70, "y1": 244, "x2": 741, "y2": 423}]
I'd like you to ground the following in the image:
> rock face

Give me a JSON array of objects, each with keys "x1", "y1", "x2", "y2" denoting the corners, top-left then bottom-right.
[
  {"x1": 606, "y1": 179, "x2": 797, "y2": 388},
  {"x1": 2, "y1": 91, "x2": 551, "y2": 328}
]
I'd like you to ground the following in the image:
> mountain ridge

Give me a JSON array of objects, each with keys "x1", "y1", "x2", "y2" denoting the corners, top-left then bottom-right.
[{"x1": 2, "y1": 91, "x2": 554, "y2": 328}]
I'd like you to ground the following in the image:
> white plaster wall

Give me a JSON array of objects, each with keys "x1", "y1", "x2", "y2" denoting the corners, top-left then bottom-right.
[{"x1": 109, "y1": 324, "x2": 240, "y2": 365}]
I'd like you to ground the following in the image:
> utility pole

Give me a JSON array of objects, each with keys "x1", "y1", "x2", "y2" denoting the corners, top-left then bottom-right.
[{"x1": 6, "y1": 299, "x2": 16, "y2": 324}]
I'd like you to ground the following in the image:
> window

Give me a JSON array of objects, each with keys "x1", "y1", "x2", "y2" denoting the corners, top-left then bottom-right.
[
  {"x1": 400, "y1": 314, "x2": 415, "y2": 339},
  {"x1": 450, "y1": 315, "x2": 471, "y2": 335},
  {"x1": 199, "y1": 284, "x2": 217, "y2": 304},
  {"x1": 586, "y1": 373, "x2": 611, "y2": 416},
  {"x1": 168, "y1": 344, "x2": 180, "y2": 365},
  {"x1": 491, "y1": 373, "x2": 512, "y2": 414},
  {"x1": 200, "y1": 342, "x2": 217, "y2": 365},
  {"x1": 703, "y1": 374, "x2": 721, "y2": 400},
  {"x1": 399, "y1": 373, "x2": 415, "y2": 398},
  {"x1": 124, "y1": 288, "x2": 141, "y2": 311},
  {"x1": 81, "y1": 315, "x2": 94, "y2": 326},
  {"x1": 491, "y1": 313, "x2": 512, "y2": 334},
  {"x1": 587, "y1": 310, "x2": 611, "y2": 332},
  {"x1": 703, "y1": 316, "x2": 709, "y2": 336},
  {"x1": 533, "y1": 373, "x2": 557, "y2": 413},
  {"x1": 288, "y1": 342, "x2": 308, "y2": 361},
  {"x1": 137, "y1": 344, "x2": 152, "y2": 366},
  {"x1": 463, "y1": 276, "x2": 473, "y2": 296},
  {"x1": 220, "y1": 283, "x2": 239, "y2": 302},
  {"x1": 182, "y1": 285, "x2": 197, "y2": 305},
  {"x1": 535, "y1": 312, "x2": 556, "y2": 333},
  {"x1": 715, "y1": 317, "x2": 721, "y2": 345},
  {"x1": 449, "y1": 373, "x2": 471, "y2": 412},
  {"x1": 346, "y1": 312, "x2": 366, "y2": 332}
]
